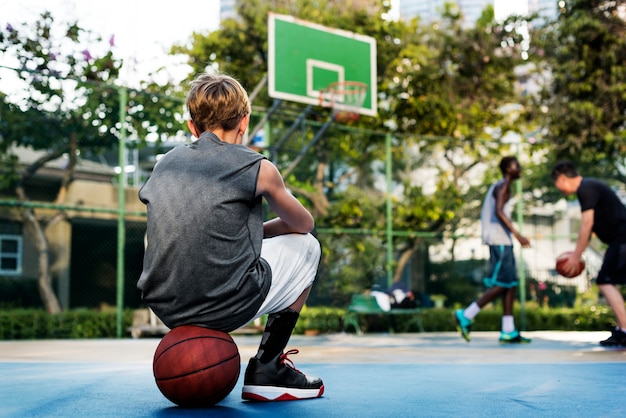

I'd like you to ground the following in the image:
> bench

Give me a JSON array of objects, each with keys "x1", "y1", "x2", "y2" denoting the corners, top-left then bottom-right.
[{"x1": 343, "y1": 294, "x2": 425, "y2": 334}]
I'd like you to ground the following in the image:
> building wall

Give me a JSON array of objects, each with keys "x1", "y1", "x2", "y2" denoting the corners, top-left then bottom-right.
[
  {"x1": 399, "y1": 0, "x2": 559, "y2": 25},
  {"x1": 1, "y1": 179, "x2": 145, "y2": 309},
  {"x1": 220, "y1": 0, "x2": 237, "y2": 21},
  {"x1": 399, "y1": 0, "x2": 493, "y2": 26},
  {"x1": 62, "y1": 180, "x2": 145, "y2": 221}
]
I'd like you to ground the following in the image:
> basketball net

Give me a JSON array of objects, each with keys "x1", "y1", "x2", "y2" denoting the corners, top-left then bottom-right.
[{"x1": 319, "y1": 81, "x2": 367, "y2": 123}]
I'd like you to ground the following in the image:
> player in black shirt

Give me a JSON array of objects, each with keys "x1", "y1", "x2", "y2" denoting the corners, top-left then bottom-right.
[{"x1": 552, "y1": 161, "x2": 626, "y2": 347}]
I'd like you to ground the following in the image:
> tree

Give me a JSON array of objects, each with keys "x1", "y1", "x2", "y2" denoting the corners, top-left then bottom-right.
[
  {"x1": 529, "y1": 0, "x2": 626, "y2": 182},
  {"x1": 378, "y1": 3, "x2": 527, "y2": 284},
  {"x1": 0, "y1": 13, "x2": 125, "y2": 312},
  {"x1": 1, "y1": 12, "x2": 191, "y2": 312},
  {"x1": 165, "y1": 1, "x2": 529, "y2": 304},
  {"x1": 170, "y1": 0, "x2": 405, "y2": 299}
]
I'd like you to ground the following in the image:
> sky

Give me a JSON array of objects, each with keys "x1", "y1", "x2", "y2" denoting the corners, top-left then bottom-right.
[
  {"x1": 0, "y1": 0, "x2": 221, "y2": 86},
  {"x1": 0, "y1": 0, "x2": 527, "y2": 88},
  {"x1": 494, "y1": 0, "x2": 528, "y2": 21}
]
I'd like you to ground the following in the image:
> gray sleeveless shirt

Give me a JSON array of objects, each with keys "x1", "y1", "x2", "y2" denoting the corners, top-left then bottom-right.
[
  {"x1": 137, "y1": 132, "x2": 271, "y2": 331},
  {"x1": 480, "y1": 180, "x2": 514, "y2": 246}
]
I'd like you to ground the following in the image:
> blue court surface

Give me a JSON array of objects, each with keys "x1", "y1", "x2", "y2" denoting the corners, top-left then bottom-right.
[{"x1": 1, "y1": 331, "x2": 625, "y2": 417}]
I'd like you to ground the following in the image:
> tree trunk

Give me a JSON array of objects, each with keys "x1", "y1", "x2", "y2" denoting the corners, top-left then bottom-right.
[
  {"x1": 23, "y1": 208, "x2": 62, "y2": 313},
  {"x1": 15, "y1": 139, "x2": 75, "y2": 314},
  {"x1": 393, "y1": 243, "x2": 418, "y2": 285},
  {"x1": 287, "y1": 160, "x2": 331, "y2": 217}
]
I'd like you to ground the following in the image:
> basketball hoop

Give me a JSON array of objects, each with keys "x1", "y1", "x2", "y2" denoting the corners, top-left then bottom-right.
[{"x1": 319, "y1": 81, "x2": 367, "y2": 123}]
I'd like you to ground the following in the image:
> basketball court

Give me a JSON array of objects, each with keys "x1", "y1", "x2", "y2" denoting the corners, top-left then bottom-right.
[
  {"x1": 2, "y1": 14, "x2": 624, "y2": 418},
  {"x1": 1, "y1": 331, "x2": 625, "y2": 417}
]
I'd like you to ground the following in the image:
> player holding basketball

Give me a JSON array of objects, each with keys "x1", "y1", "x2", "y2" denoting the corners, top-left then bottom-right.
[
  {"x1": 551, "y1": 160, "x2": 626, "y2": 347},
  {"x1": 454, "y1": 156, "x2": 532, "y2": 343},
  {"x1": 137, "y1": 72, "x2": 324, "y2": 401}
]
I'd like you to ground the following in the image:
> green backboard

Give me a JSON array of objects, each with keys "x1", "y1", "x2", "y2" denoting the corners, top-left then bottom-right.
[{"x1": 268, "y1": 13, "x2": 377, "y2": 117}]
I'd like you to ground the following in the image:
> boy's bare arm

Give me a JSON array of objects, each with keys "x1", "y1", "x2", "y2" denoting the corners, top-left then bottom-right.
[
  {"x1": 256, "y1": 159, "x2": 314, "y2": 238},
  {"x1": 494, "y1": 182, "x2": 530, "y2": 248}
]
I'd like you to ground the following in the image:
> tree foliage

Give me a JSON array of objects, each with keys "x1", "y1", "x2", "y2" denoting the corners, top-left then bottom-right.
[
  {"x1": 375, "y1": 4, "x2": 528, "y2": 284},
  {"x1": 0, "y1": 12, "x2": 122, "y2": 160},
  {"x1": 529, "y1": 0, "x2": 626, "y2": 181},
  {"x1": 0, "y1": 13, "x2": 126, "y2": 313},
  {"x1": 0, "y1": 2, "x2": 544, "y2": 308},
  {"x1": 168, "y1": 1, "x2": 529, "y2": 303},
  {"x1": 0, "y1": 12, "x2": 191, "y2": 312}
]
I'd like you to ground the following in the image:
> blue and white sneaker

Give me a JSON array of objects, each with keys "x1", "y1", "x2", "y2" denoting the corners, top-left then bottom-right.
[
  {"x1": 499, "y1": 330, "x2": 531, "y2": 344},
  {"x1": 453, "y1": 309, "x2": 472, "y2": 342}
]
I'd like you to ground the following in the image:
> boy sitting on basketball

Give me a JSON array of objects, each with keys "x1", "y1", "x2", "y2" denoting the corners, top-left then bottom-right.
[{"x1": 137, "y1": 72, "x2": 324, "y2": 401}]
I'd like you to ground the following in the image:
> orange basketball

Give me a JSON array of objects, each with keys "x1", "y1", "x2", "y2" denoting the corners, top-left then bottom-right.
[
  {"x1": 556, "y1": 251, "x2": 585, "y2": 278},
  {"x1": 153, "y1": 325, "x2": 240, "y2": 407}
]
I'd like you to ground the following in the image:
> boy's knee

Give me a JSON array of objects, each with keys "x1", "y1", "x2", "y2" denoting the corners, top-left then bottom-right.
[{"x1": 305, "y1": 233, "x2": 321, "y2": 260}]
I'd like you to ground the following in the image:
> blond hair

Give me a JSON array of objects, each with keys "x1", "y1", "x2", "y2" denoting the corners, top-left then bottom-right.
[{"x1": 186, "y1": 73, "x2": 251, "y2": 133}]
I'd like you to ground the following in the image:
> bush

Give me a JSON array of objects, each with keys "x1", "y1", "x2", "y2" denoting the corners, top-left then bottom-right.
[
  {"x1": 338, "y1": 304, "x2": 618, "y2": 334},
  {"x1": 0, "y1": 309, "x2": 133, "y2": 339},
  {"x1": 294, "y1": 306, "x2": 344, "y2": 334},
  {"x1": 0, "y1": 304, "x2": 619, "y2": 339}
]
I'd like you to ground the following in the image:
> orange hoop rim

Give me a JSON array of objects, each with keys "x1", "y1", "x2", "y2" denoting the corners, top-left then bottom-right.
[
  {"x1": 319, "y1": 81, "x2": 368, "y2": 122},
  {"x1": 318, "y1": 81, "x2": 368, "y2": 108}
]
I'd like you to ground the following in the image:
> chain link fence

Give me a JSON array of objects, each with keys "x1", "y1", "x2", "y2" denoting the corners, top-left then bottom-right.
[
  {"x1": 0, "y1": 200, "x2": 146, "y2": 311},
  {"x1": 0, "y1": 66, "x2": 598, "y2": 326},
  {"x1": 1, "y1": 198, "x2": 594, "y2": 314}
]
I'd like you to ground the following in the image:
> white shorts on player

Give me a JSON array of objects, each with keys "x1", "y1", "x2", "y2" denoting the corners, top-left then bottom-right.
[{"x1": 254, "y1": 233, "x2": 320, "y2": 317}]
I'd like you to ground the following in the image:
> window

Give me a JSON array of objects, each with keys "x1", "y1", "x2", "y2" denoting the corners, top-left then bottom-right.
[{"x1": 0, "y1": 234, "x2": 22, "y2": 275}]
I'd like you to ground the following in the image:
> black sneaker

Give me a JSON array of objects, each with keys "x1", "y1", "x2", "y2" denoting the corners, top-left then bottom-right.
[
  {"x1": 600, "y1": 329, "x2": 626, "y2": 347},
  {"x1": 242, "y1": 349, "x2": 324, "y2": 401}
]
